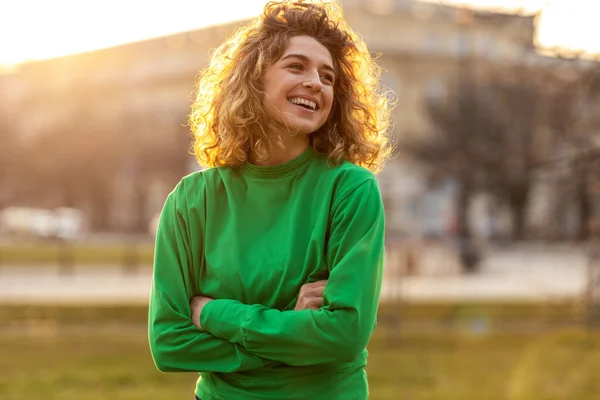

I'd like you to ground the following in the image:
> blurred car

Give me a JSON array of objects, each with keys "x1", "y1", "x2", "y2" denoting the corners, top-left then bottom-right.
[{"x1": 0, "y1": 206, "x2": 85, "y2": 240}]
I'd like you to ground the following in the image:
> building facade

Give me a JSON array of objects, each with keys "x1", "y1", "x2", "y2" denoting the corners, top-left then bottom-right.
[{"x1": 0, "y1": 0, "x2": 563, "y2": 236}]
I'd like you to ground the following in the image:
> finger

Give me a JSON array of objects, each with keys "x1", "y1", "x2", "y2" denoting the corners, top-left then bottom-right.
[
  {"x1": 295, "y1": 299, "x2": 310, "y2": 311},
  {"x1": 295, "y1": 293, "x2": 322, "y2": 311},
  {"x1": 302, "y1": 280, "x2": 327, "y2": 290},
  {"x1": 308, "y1": 297, "x2": 323, "y2": 310},
  {"x1": 308, "y1": 284, "x2": 327, "y2": 296}
]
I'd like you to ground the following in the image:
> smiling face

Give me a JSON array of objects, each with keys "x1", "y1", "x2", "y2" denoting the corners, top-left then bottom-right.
[{"x1": 262, "y1": 35, "x2": 335, "y2": 138}]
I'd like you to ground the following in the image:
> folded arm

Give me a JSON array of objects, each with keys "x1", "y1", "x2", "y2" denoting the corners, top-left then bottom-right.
[
  {"x1": 200, "y1": 178, "x2": 385, "y2": 366},
  {"x1": 148, "y1": 180, "x2": 274, "y2": 373}
]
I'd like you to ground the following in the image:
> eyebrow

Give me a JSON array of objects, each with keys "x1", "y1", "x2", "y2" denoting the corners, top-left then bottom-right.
[{"x1": 280, "y1": 53, "x2": 336, "y2": 75}]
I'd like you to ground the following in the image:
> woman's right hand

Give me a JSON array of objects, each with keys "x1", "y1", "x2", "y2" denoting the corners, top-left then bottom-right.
[{"x1": 294, "y1": 280, "x2": 328, "y2": 311}]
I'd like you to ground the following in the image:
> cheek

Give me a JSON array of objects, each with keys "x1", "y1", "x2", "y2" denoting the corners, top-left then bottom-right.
[
  {"x1": 266, "y1": 90, "x2": 285, "y2": 107},
  {"x1": 323, "y1": 94, "x2": 335, "y2": 116},
  {"x1": 325, "y1": 90, "x2": 334, "y2": 109},
  {"x1": 263, "y1": 91, "x2": 279, "y2": 110}
]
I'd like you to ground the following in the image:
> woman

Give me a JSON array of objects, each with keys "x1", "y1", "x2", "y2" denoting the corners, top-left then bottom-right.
[{"x1": 148, "y1": 1, "x2": 394, "y2": 399}]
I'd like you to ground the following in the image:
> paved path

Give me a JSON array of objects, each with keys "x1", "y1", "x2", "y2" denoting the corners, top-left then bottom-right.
[
  {"x1": 382, "y1": 246, "x2": 590, "y2": 302},
  {"x1": 0, "y1": 247, "x2": 592, "y2": 304},
  {"x1": 0, "y1": 266, "x2": 152, "y2": 304}
]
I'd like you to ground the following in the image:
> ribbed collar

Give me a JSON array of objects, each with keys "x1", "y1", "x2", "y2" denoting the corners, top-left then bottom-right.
[{"x1": 242, "y1": 146, "x2": 316, "y2": 179}]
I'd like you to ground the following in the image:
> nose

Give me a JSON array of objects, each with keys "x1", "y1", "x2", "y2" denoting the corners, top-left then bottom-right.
[{"x1": 302, "y1": 71, "x2": 323, "y2": 92}]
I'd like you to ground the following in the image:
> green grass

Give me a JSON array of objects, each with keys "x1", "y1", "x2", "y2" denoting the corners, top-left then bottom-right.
[
  {"x1": 0, "y1": 302, "x2": 589, "y2": 326},
  {"x1": 1, "y1": 326, "x2": 600, "y2": 399},
  {"x1": 0, "y1": 242, "x2": 154, "y2": 265},
  {"x1": 368, "y1": 330, "x2": 600, "y2": 400},
  {"x1": 0, "y1": 329, "x2": 196, "y2": 400},
  {"x1": 1, "y1": 305, "x2": 600, "y2": 399}
]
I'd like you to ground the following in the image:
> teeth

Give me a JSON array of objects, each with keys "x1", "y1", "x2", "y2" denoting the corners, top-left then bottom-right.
[{"x1": 289, "y1": 97, "x2": 317, "y2": 111}]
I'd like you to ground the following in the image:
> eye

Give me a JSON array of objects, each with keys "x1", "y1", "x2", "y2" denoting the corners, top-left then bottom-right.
[
  {"x1": 287, "y1": 63, "x2": 304, "y2": 71},
  {"x1": 321, "y1": 73, "x2": 335, "y2": 84}
]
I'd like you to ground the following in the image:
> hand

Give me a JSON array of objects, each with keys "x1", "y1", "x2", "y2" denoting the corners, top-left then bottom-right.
[
  {"x1": 190, "y1": 295, "x2": 213, "y2": 330},
  {"x1": 294, "y1": 280, "x2": 327, "y2": 311}
]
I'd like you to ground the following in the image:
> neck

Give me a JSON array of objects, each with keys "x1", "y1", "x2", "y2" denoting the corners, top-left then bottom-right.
[{"x1": 251, "y1": 136, "x2": 309, "y2": 167}]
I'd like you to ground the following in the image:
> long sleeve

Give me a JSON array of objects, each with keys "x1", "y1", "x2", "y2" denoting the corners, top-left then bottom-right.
[
  {"x1": 148, "y1": 179, "x2": 273, "y2": 373},
  {"x1": 200, "y1": 177, "x2": 385, "y2": 366}
]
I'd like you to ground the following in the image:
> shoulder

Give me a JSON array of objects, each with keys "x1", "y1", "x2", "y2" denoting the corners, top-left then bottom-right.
[
  {"x1": 313, "y1": 156, "x2": 379, "y2": 200},
  {"x1": 166, "y1": 169, "x2": 212, "y2": 211},
  {"x1": 173, "y1": 170, "x2": 205, "y2": 198},
  {"x1": 168, "y1": 166, "x2": 236, "y2": 209},
  {"x1": 333, "y1": 160, "x2": 376, "y2": 186},
  {"x1": 319, "y1": 161, "x2": 384, "y2": 224}
]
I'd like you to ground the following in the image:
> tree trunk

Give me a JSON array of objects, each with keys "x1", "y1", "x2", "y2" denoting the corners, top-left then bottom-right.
[
  {"x1": 509, "y1": 185, "x2": 529, "y2": 241},
  {"x1": 61, "y1": 179, "x2": 78, "y2": 208},
  {"x1": 455, "y1": 181, "x2": 480, "y2": 273},
  {"x1": 132, "y1": 180, "x2": 148, "y2": 234},
  {"x1": 88, "y1": 182, "x2": 112, "y2": 231},
  {"x1": 456, "y1": 182, "x2": 472, "y2": 239},
  {"x1": 577, "y1": 173, "x2": 591, "y2": 242}
]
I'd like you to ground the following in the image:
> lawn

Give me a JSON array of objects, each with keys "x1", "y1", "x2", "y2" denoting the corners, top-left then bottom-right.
[
  {"x1": 0, "y1": 241, "x2": 154, "y2": 266},
  {"x1": 1, "y1": 306, "x2": 600, "y2": 399}
]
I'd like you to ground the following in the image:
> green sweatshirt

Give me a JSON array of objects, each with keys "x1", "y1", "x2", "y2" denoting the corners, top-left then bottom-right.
[{"x1": 148, "y1": 146, "x2": 385, "y2": 400}]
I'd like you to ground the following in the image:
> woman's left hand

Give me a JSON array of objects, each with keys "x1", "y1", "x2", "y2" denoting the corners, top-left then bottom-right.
[{"x1": 190, "y1": 296, "x2": 214, "y2": 330}]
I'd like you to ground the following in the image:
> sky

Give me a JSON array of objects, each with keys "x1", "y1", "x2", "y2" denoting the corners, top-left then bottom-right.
[{"x1": 0, "y1": 0, "x2": 598, "y2": 67}]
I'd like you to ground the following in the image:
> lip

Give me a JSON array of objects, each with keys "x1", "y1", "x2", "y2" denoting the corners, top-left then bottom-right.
[{"x1": 288, "y1": 94, "x2": 320, "y2": 111}]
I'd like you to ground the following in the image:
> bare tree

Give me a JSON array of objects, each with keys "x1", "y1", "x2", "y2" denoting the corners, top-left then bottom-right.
[
  {"x1": 544, "y1": 62, "x2": 600, "y2": 240},
  {"x1": 403, "y1": 65, "x2": 571, "y2": 242}
]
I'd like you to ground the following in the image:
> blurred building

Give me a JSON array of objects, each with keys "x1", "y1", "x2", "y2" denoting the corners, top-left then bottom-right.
[
  {"x1": 0, "y1": 0, "x2": 591, "y2": 236},
  {"x1": 342, "y1": 0, "x2": 539, "y2": 240},
  {"x1": 0, "y1": 20, "x2": 240, "y2": 232}
]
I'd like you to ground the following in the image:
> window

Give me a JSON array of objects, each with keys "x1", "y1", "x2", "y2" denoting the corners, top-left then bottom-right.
[
  {"x1": 456, "y1": 31, "x2": 470, "y2": 57},
  {"x1": 477, "y1": 33, "x2": 495, "y2": 58},
  {"x1": 426, "y1": 31, "x2": 440, "y2": 53},
  {"x1": 425, "y1": 78, "x2": 447, "y2": 103}
]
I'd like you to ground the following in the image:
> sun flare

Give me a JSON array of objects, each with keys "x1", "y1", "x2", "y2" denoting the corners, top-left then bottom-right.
[{"x1": 0, "y1": 0, "x2": 598, "y2": 68}]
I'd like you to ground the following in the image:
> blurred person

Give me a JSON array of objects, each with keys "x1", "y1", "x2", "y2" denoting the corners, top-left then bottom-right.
[{"x1": 148, "y1": 1, "x2": 393, "y2": 399}]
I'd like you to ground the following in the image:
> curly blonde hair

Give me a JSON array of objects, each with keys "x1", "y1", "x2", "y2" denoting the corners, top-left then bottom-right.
[{"x1": 189, "y1": 0, "x2": 394, "y2": 173}]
